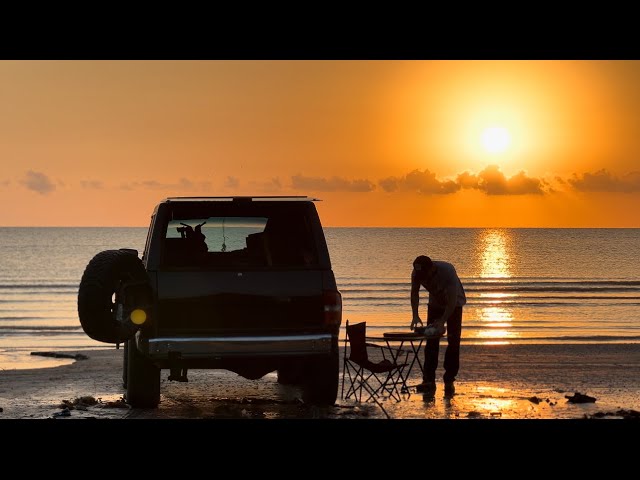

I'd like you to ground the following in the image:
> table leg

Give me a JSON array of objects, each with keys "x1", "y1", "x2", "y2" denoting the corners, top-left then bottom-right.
[
  {"x1": 398, "y1": 338, "x2": 424, "y2": 391},
  {"x1": 385, "y1": 339, "x2": 420, "y2": 394}
]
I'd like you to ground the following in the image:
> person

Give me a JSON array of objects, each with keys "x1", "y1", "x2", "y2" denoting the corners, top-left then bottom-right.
[{"x1": 410, "y1": 255, "x2": 466, "y2": 398}]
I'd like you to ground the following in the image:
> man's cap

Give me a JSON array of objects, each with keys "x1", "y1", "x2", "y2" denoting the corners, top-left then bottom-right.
[{"x1": 413, "y1": 255, "x2": 432, "y2": 271}]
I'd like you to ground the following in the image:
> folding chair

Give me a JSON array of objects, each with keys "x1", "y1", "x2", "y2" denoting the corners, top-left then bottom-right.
[{"x1": 341, "y1": 320, "x2": 409, "y2": 405}]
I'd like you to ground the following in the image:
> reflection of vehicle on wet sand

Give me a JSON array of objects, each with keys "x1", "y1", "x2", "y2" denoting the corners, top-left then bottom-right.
[{"x1": 77, "y1": 196, "x2": 342, "y2": 408}]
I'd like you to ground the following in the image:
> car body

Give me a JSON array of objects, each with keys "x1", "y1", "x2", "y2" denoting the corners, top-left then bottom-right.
[{"x1": 78, "y1": 196, "x2": 342, "y2": 407}]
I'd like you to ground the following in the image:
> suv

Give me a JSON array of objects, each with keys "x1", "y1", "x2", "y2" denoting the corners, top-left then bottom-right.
[{"x1": 77, "y1": 196, "x2": 342, "y2": 408}]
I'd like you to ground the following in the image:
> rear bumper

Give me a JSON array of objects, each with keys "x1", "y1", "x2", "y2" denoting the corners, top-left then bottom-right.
[{"x1": 139, "y1": 333, "x2": 334, "y2": 360}]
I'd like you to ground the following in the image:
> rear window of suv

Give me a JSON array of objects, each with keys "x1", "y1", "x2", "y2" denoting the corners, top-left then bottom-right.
[
  {"x1": 161, "y1": 205, "x2": 319, "y2": 269},
  {"x1": 167, "y1": 216, "x2": 268, "y2": 253}
]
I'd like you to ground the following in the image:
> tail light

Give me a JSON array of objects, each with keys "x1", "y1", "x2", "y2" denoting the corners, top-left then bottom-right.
[{"x1": 323, "y1": 290, "x2": 342, "y2": 327}]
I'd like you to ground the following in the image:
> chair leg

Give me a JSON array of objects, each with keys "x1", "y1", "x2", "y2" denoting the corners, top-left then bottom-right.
[
  {"x1": 359, "y1": 370, "x2": 398, "y2": 403},
  {"x1": 345, "y1": 366, "x2": 398, "y2": 403},
  {"x1": 376, "y1": 367, "x2": 407, "y2": 402},
  {"x1": 343, "y1": 362, "x2": 363, "y2": 402},
  {"x1": 364, "y1": 384, "x2": 391, "y2": 418},
  {"x1": 342, "y1": 367, "x2": 398, "y2": 418},
  {"x1": 341, "y1": 356, "x2": 347, "y2": 400}
]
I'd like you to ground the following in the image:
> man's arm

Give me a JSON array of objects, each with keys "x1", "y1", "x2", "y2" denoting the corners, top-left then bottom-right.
[{"x1": 410, "y1": 272, "x2": 423, "y2": 329}]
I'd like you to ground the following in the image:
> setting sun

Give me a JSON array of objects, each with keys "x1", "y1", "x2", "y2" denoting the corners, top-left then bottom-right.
[{"x1": 481, "y1": 127, "x2": 511, "y2": 154}]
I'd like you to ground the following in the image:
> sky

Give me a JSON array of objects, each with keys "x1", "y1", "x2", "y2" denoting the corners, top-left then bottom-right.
[{"x1": 1, "y1": 60, "x2": 639, "y2": 227}]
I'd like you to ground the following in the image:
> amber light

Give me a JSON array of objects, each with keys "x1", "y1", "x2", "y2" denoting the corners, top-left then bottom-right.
[{"x1": 130, "y1": 309, "x2": 147, "y2": 325}]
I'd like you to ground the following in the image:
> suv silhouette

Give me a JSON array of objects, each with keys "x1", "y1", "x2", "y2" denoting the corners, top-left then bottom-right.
[{"x1": 77, "y1": 196, "x2": 342, "y2": 408}]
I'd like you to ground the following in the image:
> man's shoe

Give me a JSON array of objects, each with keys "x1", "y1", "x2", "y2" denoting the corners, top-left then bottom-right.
[
  {"x1": 416, "y1": 381, "x2": 436, "y2": 396},
  {"x1": 444, "y1": 381, "x2": 455, "y2": 398}
]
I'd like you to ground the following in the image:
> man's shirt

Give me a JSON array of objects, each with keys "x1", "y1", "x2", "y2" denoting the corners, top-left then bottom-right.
[{"x1": 412, "y1": 260, "x2": 466, "y2": 308}]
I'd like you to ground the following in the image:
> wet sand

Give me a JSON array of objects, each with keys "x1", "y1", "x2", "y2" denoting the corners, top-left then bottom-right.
[{"x1": 1, "y1": 343, "x2": 639, "y2": 420}]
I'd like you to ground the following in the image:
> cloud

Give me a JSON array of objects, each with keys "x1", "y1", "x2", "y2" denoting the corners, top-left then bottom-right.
[
  {"x1": 379, "y1": 165, "x2": 546, "y2": 196},
  {"x1": 248, "y1": 177, "x2": 283, "y2": 191},
  {"x1": 224, "y1": 176, "x2": 240, "y2": 189},
  {"x1": 80, "y1": 180, "x2": 104, "y2": 189},
  {"x1": 380, "y1": 165, "x2": 640, "y2": 196},
  {"x1": 458, "y1": 165, "x2": 546, "y2": 195},
  {"x1": 379, "y1": 169, "x2": 459, "y2": 194},
  {"x1": 291, "y1": 175, "x2": 375, "y2": 192},
  {"x1": 139, "y1": 180, "x2": 168, "y2": 190},
  {"x1": 110, "y1": 167, "x2": 640, "y2": 200},
  {"x1": 21, "y1": 171, "x2": 56, "y2": 195},
  {"x1": 378, "y1": 177, "x2": 399, "y2": 192},
  {"x1": 456, "y1": 171, "x2": 479, "y2": 189},
  {"x1": 119, "y1": 178, "x2": 212, "y2": 192},
  {"x1": 567, "y1": 169, "x2": 640, "y2": 192}
]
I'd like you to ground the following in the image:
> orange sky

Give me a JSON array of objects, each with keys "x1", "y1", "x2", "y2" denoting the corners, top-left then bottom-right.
[{"x1": 1, "y1": 60, "x2": 639, "y2": 227}]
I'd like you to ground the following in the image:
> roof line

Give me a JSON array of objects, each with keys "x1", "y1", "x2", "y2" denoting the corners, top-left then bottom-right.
[{"x1": 162, "y1": 196, "x2": 321, "y2": 202}]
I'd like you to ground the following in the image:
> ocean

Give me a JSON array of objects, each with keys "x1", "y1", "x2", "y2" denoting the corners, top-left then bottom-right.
[{"x1": 1, "y1": 227, "x2": 639, "y2": 366}]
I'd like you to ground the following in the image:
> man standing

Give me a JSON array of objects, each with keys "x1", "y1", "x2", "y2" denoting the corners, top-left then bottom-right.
[{"x1": 410, "y1": 255, "x2": 466, "y2": 398}]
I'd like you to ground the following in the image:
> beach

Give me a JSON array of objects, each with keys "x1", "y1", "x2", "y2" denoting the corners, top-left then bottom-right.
[{"x1": 1, "y1": 343, "x2": 638, "y2": 420}]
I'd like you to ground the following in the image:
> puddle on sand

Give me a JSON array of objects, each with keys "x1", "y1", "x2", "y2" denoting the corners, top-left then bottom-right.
[{"x1": 0, "y1": 352, "x2": 75, "y2": 371}]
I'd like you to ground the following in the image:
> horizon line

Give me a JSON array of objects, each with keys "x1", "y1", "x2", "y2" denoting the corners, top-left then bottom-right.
[{"x1": 1, "y1": 225, "x2": 638, "y2": 229}]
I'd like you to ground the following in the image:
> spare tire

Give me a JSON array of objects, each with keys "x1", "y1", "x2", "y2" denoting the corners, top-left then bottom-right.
[{"x1": 78, "y1": 249, "x2": 150, "y2": 344}]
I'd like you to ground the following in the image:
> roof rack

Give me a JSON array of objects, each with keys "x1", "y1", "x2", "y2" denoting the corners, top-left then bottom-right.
[{"x1": 163, "y1": 196, "x2": 321, "y2": 202}]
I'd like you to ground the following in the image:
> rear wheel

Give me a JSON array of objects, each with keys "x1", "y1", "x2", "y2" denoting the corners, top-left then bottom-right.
[
  {"x1": 302, "y1": 338, "x2": 339, "y2": 406},
  {"x1": 126, "y1": 339, "x2": 160, "y2": 408}
]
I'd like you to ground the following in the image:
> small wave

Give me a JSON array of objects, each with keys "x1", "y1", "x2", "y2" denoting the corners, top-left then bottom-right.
[
  {"x1": 340, "y1": 288, "x2": 408, "y2": 294},
  {"x1": 337, "y1": 279, "x2": 640, "y2": 288},
  {"x1": 343, "y1": 299, "x2": 640, "y2": 308},
  {"x1": 488, "y1": 335, "x2": 640, "y2": 342},
  {"x1": 356, "y1": 329, "x2": 640, "y2": 343},
  {"x1": 0, "y1": 299, "x2": 74, "y2": 303},
  {"x1": 0, "y1": 331, "x2": 84, "y2": 337},
  {"x1": 342, "y1": 300, "x2": 413, "y2": 307},
  {"x1": 0, "y1": 325, "x2": 81, "y2": 331},
  {"x1": 0, "y1": 284, "x2": 78, "y2": 289},
  {"x1": 338, "y1": 282, "x2": 410, "y2": 288},
  {"x1": 467, "y1": 286, "x2": 640, "y2": 293},
  {"x1": 470, "y1": 295, "x2": 640, "y2": 300},
  {"x1": 468, "y1": 300, "x2": 640, "y2": 307},
  {"x1": 505, "y1": 279, "x2": 633, "y2": 285},
  {"x1": 339, "y1": 284, "x2": 640, "y2": 294},
  {"x1": 0, "y1": 292, "x2": 77, "y2": 298}
]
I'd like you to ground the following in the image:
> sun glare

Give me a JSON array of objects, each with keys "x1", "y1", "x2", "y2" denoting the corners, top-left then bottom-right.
[{"x1": 481, "y1": 127, "x2": 511, "y2": 154}]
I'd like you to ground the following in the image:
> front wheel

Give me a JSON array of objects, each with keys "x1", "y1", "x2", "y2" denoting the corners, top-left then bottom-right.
[{"x1": 126, "y1": 339, "x2": 160, "y2": 408}]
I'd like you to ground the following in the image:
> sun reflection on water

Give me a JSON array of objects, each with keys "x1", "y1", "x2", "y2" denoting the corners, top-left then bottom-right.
[
  {"x1": 480, "y1": 229, "x2": 512, "y2": 279},
  {"x1": 475, "y1": 229, "x2": 519, "y2": 343},
  {"x1": 479, "y1": 306, "x2": 513, "y2": 322}
]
